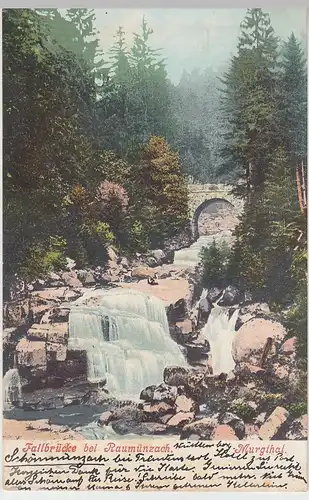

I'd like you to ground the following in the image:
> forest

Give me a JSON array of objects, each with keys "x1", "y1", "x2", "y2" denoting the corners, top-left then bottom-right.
[{"x1": 3, "y1": 8, "x2": 307, "y2": 367}]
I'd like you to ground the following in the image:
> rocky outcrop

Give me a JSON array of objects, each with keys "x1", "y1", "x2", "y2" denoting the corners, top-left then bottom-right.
[{"x1": 232, "y1": 318, "x2": 286, "y2": 365}]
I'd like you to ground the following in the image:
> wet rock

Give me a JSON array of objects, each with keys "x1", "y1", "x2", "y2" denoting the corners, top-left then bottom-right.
[
  {"x1": 46, "y1": 342, "x2": 67, "y2": 362},
  {"x1": 232, "y1": 319, "x2": 286, "y2": 365},
  {"x1": 181, "y1": 417, "x2": 217, "y2": 440},
  {"x1": 185, "y1": 343, "x2": 209, "y2": 362},
  {"x1": 98, "y1": 411, "x2": 113, "y2": 427},
  {"x1": 212, "y1": 424, "x2": 239, "y2": 440},
  {"x1": 207, "y1": 287, "x2": 223, "y2": 304},
  {"x1": 218, "y1": 286, "x2": 241, "y2": 306},
  {"x1": 258, "y1": 406, "x2": 290, "y2": 440},
  {"x1": 285, "y1": 415, "x2": 307, "y2": 440},
  {"x1": 198, "y1": 296, "x2": 212, "y2": 323},
  {"x1": 166, "y1": 412, "x2": 195, "y2": 428},
  {"x1": 16, "y1": 338, "x2": 47, "y2": 376},
  {"x1": 27, "y1": 322, "x2": 68, "y2": 344},
  {"x1": 218, "y1": 412, "x2": 245, "y2": 439},
  {"x1": 175, "y1": 319, "x2": 193, "y2": 335},
  {"x1": 140, "y1": 385, "x2": 156, "y2": 402}
]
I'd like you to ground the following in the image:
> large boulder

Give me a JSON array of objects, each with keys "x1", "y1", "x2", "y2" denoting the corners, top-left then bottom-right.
[
  {"x1": 166, "y1": 412, "x2": 195, "y2": 428},
  {"x1": 16, "y1": 338, "x2": 47, "y2": 377},
  {"x1": 232, "y1": 318, "x2": 286, "y2": 365},
  {"x1": 61, "y1": 271, "x2": 83, "y2": 288},
  {"x1": 212, "y1": 424, "x2": 239, "y2": 440},
  {"x1": 131, "y1": 266, "x2": 155, "y2": 280},
  {"x1": 181, "y1": 417, "x2": 218, "y2": 440},
  {"x1": 218, "y1": 412, "x2": 245, "y2": 439},
  {"x1": 27, "y1": 322, "x2": 68, "y2": 344}
]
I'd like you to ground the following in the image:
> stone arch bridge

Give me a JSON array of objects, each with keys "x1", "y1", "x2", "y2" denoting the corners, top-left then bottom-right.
[{"x1": 188, "y1": 183, "x2": 244, "y2": 239}]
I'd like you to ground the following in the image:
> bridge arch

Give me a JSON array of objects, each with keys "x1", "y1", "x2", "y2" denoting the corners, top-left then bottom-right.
[
  {"x1": 192, "y1": 198, "x2": 235, "y2": 239},
  {"x1": 187, "y1": 183, "x2": 243, "y2": 240}
]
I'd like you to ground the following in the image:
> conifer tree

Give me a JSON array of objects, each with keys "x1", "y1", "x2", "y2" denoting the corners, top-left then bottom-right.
[{"x1": 278, "y1": 33, "x2": 307, "y2": 165}]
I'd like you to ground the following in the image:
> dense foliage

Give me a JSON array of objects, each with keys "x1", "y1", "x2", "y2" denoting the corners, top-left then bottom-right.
[
  {"x1": 220, "y1": 8, "x2": 307, "y2": 361},
  {"x1": 3, "y1": 9, "x2": 188, "y2": 295}
]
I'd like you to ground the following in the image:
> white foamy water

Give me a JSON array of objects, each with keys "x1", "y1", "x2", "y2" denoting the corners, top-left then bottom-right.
[
  {"x1": 199, "y1": 303, "x2": 239, "y2": 375},
  {"x1": 69, "y1": 288, "x2": 187, "y2": 397},
  {"x1": 173, "y1": 231, "x2": 235, "y2": 268},
  {"x1": 3, "y1": 368, "x2": 23, "y2": 410}
]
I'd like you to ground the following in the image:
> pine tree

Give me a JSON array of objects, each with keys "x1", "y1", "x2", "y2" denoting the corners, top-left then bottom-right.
[
  {"x1": 221, "y1": 8, "x2": 279, "y2": 195},
  {"x1": 129, "y1": 17, "x2": 171, "y2": 148},
  {"x1": 278, "y1": 33, "x2": 307, "y2": 165}
]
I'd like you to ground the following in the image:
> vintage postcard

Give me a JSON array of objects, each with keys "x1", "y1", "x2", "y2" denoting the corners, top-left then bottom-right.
[{"x1": 2, "y1": 7, "x2": 308, "y2": 492}]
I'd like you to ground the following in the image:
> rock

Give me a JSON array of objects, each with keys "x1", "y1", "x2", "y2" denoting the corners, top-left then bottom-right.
[
  {"x1": 61, "y1": 271, "x2": 82, "y2": 288},
  {"x1": 3, "y1": 298, "x2": 31, "y2": 327},
  {"x1": 232, "y1": 319, "x2": 286, "y2": 365},
  {"x1": 212, "y1": 424, "x2": 239, "y2": 440},
  {"x1": 46, "y1": 272, "x2": 64, "y2": 287},
  {"x1": 175, "y1": 395, "x2": 197, "y2": 413},
  {"x1": 258, "y1": 406, "x2": 290, "y2": 440},
  {"x1": 16, "y1": 338, "x2": 47, "y2": 376},
  {"x1": 218, "y1": 412, "x2": 245, "y2": 439},
  {"x1": 185, "y1": 343, "x2": 210, "y2": 362},
  {"x1": 27, "y1": 322, "x2": 68, "y2": 344},
  {"x1": 143, "y1": 402, "x2": 174, "y2": 421},
  {"x1": 140, "y1": 385, "x2": 156, "y2": 402},
  {"x1": 166, "y1": 412, "x2": 195, "y2": 428},
  {"x1": 111, "y1": 420, "x2": 167, "y2": 436},
  {"x1": 176, "y1": 319, "x2": 193, "y2": 335},
  {"x1": 152, "y1": 383, "x2": 178, "y2": 404},
  {"x1": 149, "y1": 249, "x2": 166, "y2": 266},
  {"x1": 234, "y1": 362, "x2": 266, "y2": 382},
  {"x1": 280, "y1": 337, "x2": 297, "y2": 355},
  {"x1": 77, "y1": 270, "x2": 96, "y2": 286},
  {"x1": 25, "y1": 419, "x2": 51, "y2": 431},
  {"x1": 218, "y1": 286, "x2": 241, "y2": 306},
  {"x1": 164, "y1": 366, "x2": 199, "y2": 387},
  {"x1": 285, "y1": 415, "x2": 307, "y2": 440},
  {"x1": 131, "y1": 266, "x2": 155, "y2": 280},
  {"x1": 181, "y1": 417, "x2": 217, "y2": 440},
  {"x1": 98, "y1": 411, "x2": 113, "y2": 427},
  {"x1": 46, "y1": 342, "x2": 67, "y2": 362},
  {"x1": 198, "y1": 297, "x2": 212, "y2": 323},
  {"x1": 207, "y1": 287, "x2": 223, "y2": 304}
]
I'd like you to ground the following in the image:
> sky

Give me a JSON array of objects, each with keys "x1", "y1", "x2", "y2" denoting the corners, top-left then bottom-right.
[{"x1": 92, "y1": 8, "x2": 307, "y2": 83}]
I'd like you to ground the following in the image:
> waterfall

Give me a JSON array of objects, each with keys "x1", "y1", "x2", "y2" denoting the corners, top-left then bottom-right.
[
  {"x1": 68, "y1": 288, "x2": 187, "y2": 397},
  {"x1": 3, "y1": 368, "x2": 23, "y2": 411},
  {"x1": 200, "y1": 303, "x2": 239, "y2": 375}
]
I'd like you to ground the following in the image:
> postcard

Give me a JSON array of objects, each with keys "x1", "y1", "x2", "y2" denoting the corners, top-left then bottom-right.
[{"x1": 2, "y1": 7, "x2": 308, "y2": 492}]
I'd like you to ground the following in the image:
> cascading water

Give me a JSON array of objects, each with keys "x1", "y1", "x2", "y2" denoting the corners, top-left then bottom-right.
[
  {"x1": 3, "y1": 368, "x2": 23, "y2": 411},
  {"x1": 174, "y1": 232, "x2": 235, "y2": 268},
  {"x1": 68, "y1": 288, "x2": 187, "y2": 398},
  {"x1": 199, "y1": 300, "x2": 239, "y2": 375}
]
